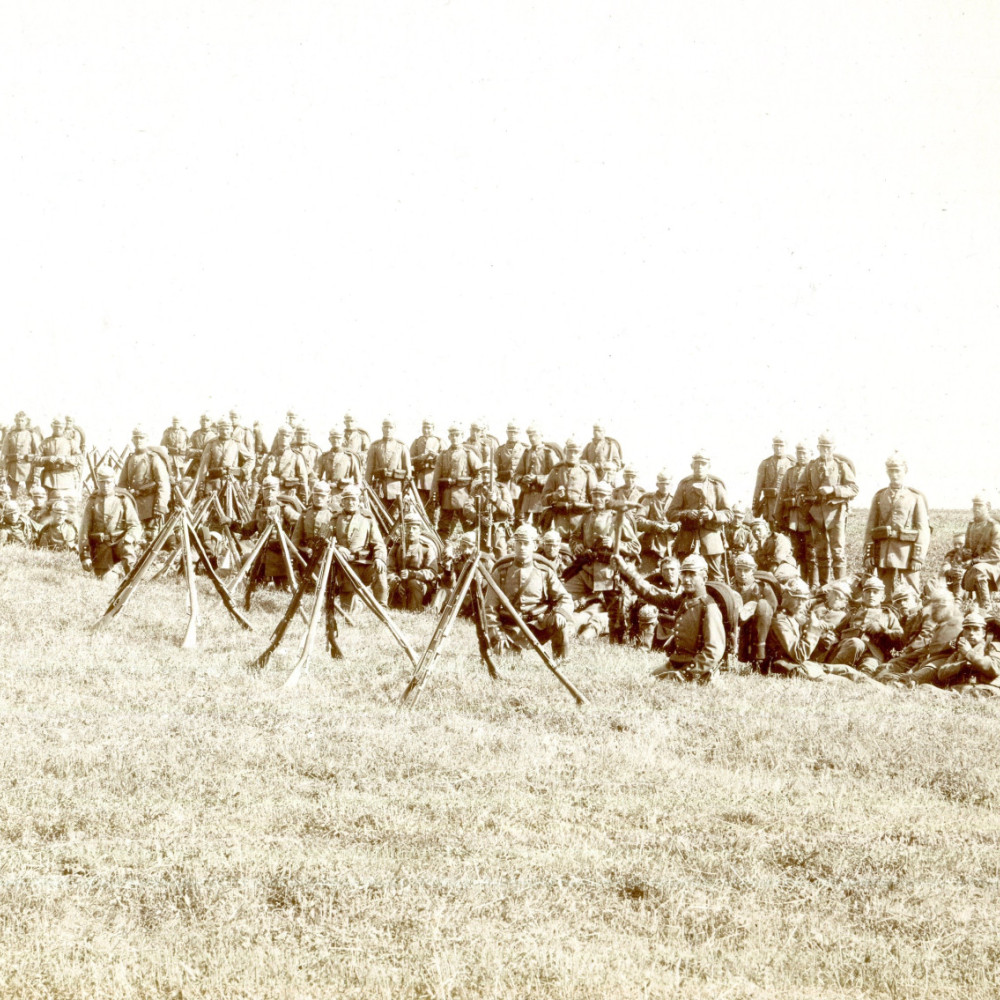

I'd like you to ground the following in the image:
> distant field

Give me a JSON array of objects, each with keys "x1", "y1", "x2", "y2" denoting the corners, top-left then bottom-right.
[{"x1": 0, "y1": 511, "x2": 996, "y2": 1000}]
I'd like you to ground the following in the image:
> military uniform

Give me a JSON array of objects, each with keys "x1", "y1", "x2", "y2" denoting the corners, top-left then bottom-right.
[
  {"x1": 410, "y1": 432, "x2": 441, "y2": 503},
  {"x1": 292, "y1": 437, "x2": 320, "y2": 482},
  {"x1": 290, "y1": 503, "x2": 336, "y2": 563},
  {"x1": 495, "y1": 439, "x2": 526, "y2": 499},
  {"x1": 37, "y1": 518, "x2": 79, "y2": 552},
  {"x1": 430, "y1": 444, "x2": 482, "y2": 540},
  {"x1": 365, "y1": 438, "x2": 411, "y2": 507},
  {"x1": 257, "y1": 448, "x2": 310, "y2": 503},
  {"x1": 118, "y1": 449, "x2": 171, "y2": 524},
  {"x1": 333, "y1": 505, "x2": 388, "y2": 607},
  {"x1": 316, "y1": 447, "x2": 362, "y2": 504},
  {"x1": 635, "y1": 491, "x2": 678, "y2": 571},
  {"x1": 485, "y1": 556, "x2": 574, "y2": 659},
  {"x1": 829, "y1": 604, "x2": 904, "y2": 675},
  {"x1": 565, "y1": 503, "x2": 640, "y2": 601},
  {"x1": 752, "y1": 453, "x2": 793, "y2": 526},
  {"x1": 343, "y1": 427, "x2": 370, "y2": 458},
  {"x1": 79, "y1": 490, "x2": 143, "y2": 577},
  {"x1": 864, "y1": 485, "x2": 930, "y2": 593},
  {"x1": 35, "y1": 432, "x2": 80, "y2": 497},
  {"x1": 581, "y1": 437, "x2": 622, "y2": 483},
  {"x1": 735, "y1": 575, "x2": 777, "y2": 666},
  {"x1": 753, "y1": 531, "x2": 797, "y2": 575},
  {"x1": 962, "y1": 516, "x2": 1000, "y2": 606},
  {"x1": 765, "y1": 608, "x2": 826, "y2": 678},
  {"x1": 514, "y1": 442, "x2": 561, "y2": 524},
  {"x1": 197, "y1": 437, "x2": 252, "y2": 492},
  {"x1": 540, "y1": 461, "x2": 597, "y2": 539},
  {"x1": 4, "y1": 425, "x2": 39, "y2": 496},
  {"x1": 777, "y1": 458, "x2": 815, "y2": 584},
  {"x1": 462, "y1": 479, "x2": 515, "y2": 557},
  {"x1": 667, "y1": 476, "x2": 732, "y2": 582},
  {"x1": 160, "y1": 425, "x2": 190, "y2": 481},
  {"x1": 387, "y1": 532, "x2": 439, "y2": 611},
  {"x1": 0, "y1": 506, "x2": 33, "y2": 546},
  {"x1": 799, "y1": 453, "x2": 858, "y2": 582}
]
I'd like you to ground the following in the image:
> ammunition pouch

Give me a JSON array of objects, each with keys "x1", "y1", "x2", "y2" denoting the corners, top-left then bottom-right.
[{"x1": 762, "y1": 488, "x2": 778, "y2": 498}]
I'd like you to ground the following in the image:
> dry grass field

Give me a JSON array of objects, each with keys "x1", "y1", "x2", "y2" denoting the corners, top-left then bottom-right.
[{"x1": 2, "y1": 509, "x2": 998, "y2": 999}]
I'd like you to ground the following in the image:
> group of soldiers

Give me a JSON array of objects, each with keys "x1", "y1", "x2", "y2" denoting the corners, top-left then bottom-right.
[{"x1": 3, "y1": 410, "x2": 999, "y2": 695}]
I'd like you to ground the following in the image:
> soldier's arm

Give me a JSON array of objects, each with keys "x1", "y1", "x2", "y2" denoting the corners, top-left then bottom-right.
[
  {"x1": 834, "y1": 462, "x2": 859, "y2": 500},
  {"x1": 771, "y1": 613, "x2": 822, "y2": 663},
  {"x1": 863, "y1": 493, "x2": 879, "y2": 556},
  {"x1": 546, "y1": 570, "x2": 575, "y2": 622},
  {"x1": 913, "y1": 494, "x2": 930, "y2": 565},
  {"x1": 617, "y1": 562, "x2": 677, "y2": 608},
  {"x1": 751, "y1": 463, "x2": 766, "y2": 515}
]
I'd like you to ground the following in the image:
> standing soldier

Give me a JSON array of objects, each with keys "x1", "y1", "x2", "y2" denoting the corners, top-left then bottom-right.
[
  {"x1": 777, "y1": 441, "x2": 815, "y2": 586},
  {"x1": 387, "y1": 512, "x2": 440, "y2": 612},
  {"x1": 465, "y1": 419, "x2": 499, "y2": 461},
  {"x1": 462, "y1": 463, "x2": 515, "y2": 557},
  {"x1": 79, "y1": 467, "x2": 143, "y2": 577},
  {"x1": 118, "y1": 428, "x2": 171, "y2": 534},
  {"x1": 64, "y1": 416, "x2": 86, "y2": 452},
  {"x1": 4, "y1": 411, "x2": 39, "y2": 497},
  {"x1": 290, "y1": 480, "x2": 336, "y2": 564},
  {"x1": 410, "y1": 418, "x2": 441, "y2": 507},
  {"x1": 864, "y1": 453, "x2": 930, "y2": 596},
  {"x1": 582, "y1": 422, "x2": 622, "y2": 484},
  {"x1": 668, "y1": 450, "x2": 733, "y2": 583},
  {"x1": 196, "y1": 417, "x2": 252, "y2": 496},
  {"x1": 332, "y1": 484, "x2": 387, "y2": 610},
  {"x1": 540, "y1": 439, "x2": 597, "y2": 540},
  {"x1": 35, "y1": 417, "x2": 80, "y2": 501},
  {"x1": 292, "y1": 425, "x2": 321, "y2": 485},
  {"x1": 160, "y1": 416, "x2": 190, "y2": 482},
  {"x1": 752, "y1": 435, "x2": 793, "y2": 528},
  {"x1": 635, "y1": 471, "x2": 678, "y2": 573},
  {"x1": 229, "y1": 409, "x2": 257, "y2": 461},
  {"x1": 188, "y1": 414, "x2": 215, "y2": 473},
  {"x1": 612, "y1": 463, "x2": 646, "y2": 509},
  {"x1": 495, "y1": 421, "x2": 526, "y2": 502},
  {"x1": 429, "y1": 423, "x2": 482, "y2": 541},
  {"x1": 317, "y1": 428, "x2": 363, "y2": 507},
  {"x1": 365, "y1": 418, "x2": 412, "y2": 514},
  {"x1": 962, "y1": 494, "x2": 1000, "y2": 608},
  {"x1": 36, "y1": 500, "x2": 79, "y2": 552},
  {"x1": 342, "y1": 411, "x2": 370, "y2": 459},
  {"x1": 514, "y1": 426, "x2": 560, "y2": 527},
  {"x1": 257, "y1": 425, "x2": 310, "y2": 503},
  {"x1": 800, "y1": 433, "x2": 858, "y2": 584}
]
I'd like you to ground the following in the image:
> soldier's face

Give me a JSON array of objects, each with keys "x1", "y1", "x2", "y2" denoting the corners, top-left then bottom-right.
[
  {"x1": 592, "y1": 495, "x2": 607, "y2": 511},
  {"x1": 690, "y1": 459, "x2": 708, "y2": 479},
  {"x1": 422, "y1": 423, "x2": 433, "y2": 436},
  {"x1": 733, "y1": 511, "x2": 744, "y2": 525},
  {"x1": 507, "y1": 429, "x2": 518, "y2": 443},
  {"x1": 662, "y1": 563, "x2": 679, "y2": 587},
  {"x1": 565, "y1": 447, "x2": 580, "y2": 466},
  {"x1": 930, "y1": 596, "x2": 954, "y2": 622},
  {"x1": 624, "y1": 474, "x2": 636, "y2": 486},
  {"x1": 342, "y1": 495, "x2": 359, "y2": 514},
  {"x1": 541, "y1": 541, "x2": 559, "y2": 558},
  {"x1": 513, "y1": 536, "x2": 535, "y2": 563},
  {"x1": 964, "y1": 625, "x2": 985, "y2": 645},
  {"x1": 773, "y1": 440, "x2": 784, "y2": 458},
  {"x1": 448, "y1": 430, "x2": 461, "y2": 445},
  {"x1": 818, "y1": 444, "x2": 834, "y2": 460},
  {"x1": 897, "y1": 594, "x2": 919, "y2": 617},
  {"x1": 329, "y1": 434, "x2": 342, "y2": 448},
  {"x1": 735, "y1": 566, "x2": 755, "y2": 587},
  {"x1": 343, "y1": 416, "x2": 354, "y2": 430},
  {"x1": 133, "y1": 435, "x2": 146, "y2": 452},
  {"x1": 886, "y1": 465, "x2": 905, "y2": 487},
  {"x1": 405, "y1": 524, "x2": 421, "y2": 543},
  {"x1": 277, "y1": 432, "x2": 291, "y2": 448},
  {"x1": 973, "y1": 502, "x2": 988, "y2": 523},
  {"x1": 656, "y1": 480, "x2": 670, "y2": 496},
  {"x1": 219, "y1": 425, "x2": 231, "y2": 440},
  {"x1": 825, "y1": 591, "x2": 847, "y2": 611},
  {"x1": 312, "y1": 494, "x2": 329, "y2": 510},
  {"x1": 796, "y1": 447, "x2": 808, "y2": 463},
  {"x1": 592, "y1": 427, "x2": 604, "y2": 441},
  {"x1": 99, "y1": 480, "x2": 115, "y2": 497},
  {"x1": 528, "y1": 431, "x2": 540, "y2": 446},
  {"x1": 680, "y1": 569, "x2": 702, "y2": 594},
  {"x1": 861, "y1": 588, "x2": 883, "y2": 609},
  {"x1": 15, "y1": 416, "x2": 27, "y2": 430},
  {"x1": 382, "y1": 423, "x2": 393, "y2": 439},
  {"x1": 751, "y1": 523, "x2": 768, "y2": 543}
]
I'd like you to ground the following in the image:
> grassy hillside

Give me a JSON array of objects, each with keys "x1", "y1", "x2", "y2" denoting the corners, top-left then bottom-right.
[{"x1": 0, "y1": 510, "x2": 996, "y2": 1000}]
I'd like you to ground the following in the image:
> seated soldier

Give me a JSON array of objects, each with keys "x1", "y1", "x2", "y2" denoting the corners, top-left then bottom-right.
[
  {"x1": 485, "y1": 524, "x2": 574, "y2": 660},
  {"x1": 962, "y1": 493, "x2": 1000, "y2": 607},
  {"x1": 539, "y1": 528, "x2": 572, "y2": 575},
  {"x1": 332, "y1": 483, "x2": 388, "y2": 611},
  {"x1": 876, "y1": 585, "x2": 964, "y2": 683},
  {"x1": 614, "y1": 553, "x2": 724, "y2": 682},
  {"x1": 941, "y1": 531, "x2": 966, "y2": 597},
  {"x1": 764, "y1": 578, "x2": 834, "y2": 681},
  {"x1": 237, "y1": 476, "x2": 303, "y2": 588},
  {"x1": 290, "y1": 480, "x2": 335, "y2": 565},
  {"x1": 387, "y1": 512, "x2": 440, "y2": 612},
  {"x1": 78, "y1": 466, "x2": 143, "y2": 578},
  {"x1": 827, "y1": 576, "x2": 904, "y2": 677},
  {"x1": 908, "y1": 610, "x2": 1000, "y2": 693},
  {"x1": 36, "y1": 500, "x2": 79, "y2": 552},
  {"x1": 0, "y1": 499, "x2": 33, "y2": 546},
  {"x1": 461, "y1": 463, "x2": 515, "y2": 558},
  {"x1": 26, "y1": 484, "x2": 51, "y2": 532},
  {"x1": 809, "y1": 580, "x2": 853, "y2": 661},
  {"x1": 750, "y1": 517, "x2": 797, "y2": 575},
  {"x1": 623, "y1": 555, "x2": 682, "y2": 651},
  {"x1": 732, "y1": 552, "x2": 777, "y2": 668},
  {"x1": 725, "y1": 502, "x2": 757, "y2": 577}
]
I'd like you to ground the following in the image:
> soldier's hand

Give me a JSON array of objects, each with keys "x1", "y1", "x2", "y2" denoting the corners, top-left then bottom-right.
[
  {"x1": 554, "y1": 612, "x2": 568, "y2": 629},
  {"x1": 374, "y1": 558, "x2": 386, "y2": 574},
  {"x1": 957, "y1": 637, "x2": 972, "y2": 656},
  {"x1": 817, "y1": 486, "x2": 834, "y2": 497},
  {"x1": 400, "y1": 569, "x2": 409, "y2": 580},
  {"x1": 556, "y1": 486, "x2": 566, "y2": 500},
  {"x1": 910, "y1": 559, "x2": 923, "y2": 572},
  {"x1": 611, "y1": 554, "x2": 627, "y2": 572}
]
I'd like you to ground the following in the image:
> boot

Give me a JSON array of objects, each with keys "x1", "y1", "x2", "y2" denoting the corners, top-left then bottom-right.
[
  {"x1": 975, "y1": 579, "x2": 991, "y2": 608},
  {"x1": 817, "y1": 559, "x2": 830, "y2": 586},
  {"x1": 832, "y1": 558, "x2": 846, "y2": 580}
]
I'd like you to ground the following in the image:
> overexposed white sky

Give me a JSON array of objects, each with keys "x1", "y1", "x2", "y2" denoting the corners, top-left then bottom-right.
[{"x1": 2, "y1": 1, "x2": 997, "y2": 506}]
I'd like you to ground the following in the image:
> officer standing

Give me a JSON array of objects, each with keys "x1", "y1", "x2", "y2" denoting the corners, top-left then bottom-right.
[
  {"x1": 667, "y1": 450, "x2": 732, "y2": 582},
  {"x1": 800, "y1": 433, "x2": 858, "y2": 583}
]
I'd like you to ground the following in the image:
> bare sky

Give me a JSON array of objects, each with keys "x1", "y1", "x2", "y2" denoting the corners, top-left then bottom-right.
[{"x1": 2, "y1": 1, "x2": 997, "y2": 506}]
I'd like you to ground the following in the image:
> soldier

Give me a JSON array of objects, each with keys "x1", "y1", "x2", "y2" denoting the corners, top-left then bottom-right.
[
  {"x1": 752, "y1": 435, "x2": 793, "y2": 528},
  {"x1": 35, "y1": 417, "x2": 80, "y2": 501},
  {"x1": 290, "y1": 480, "x2": 336, "y2": 564},
  {"x1": 724, "y1": 501, "x2": 756, "y2": 577},
  {"x1": 317, "y1": 428, "x2": 363, "y2": 505},
  {"x1": 513, "y1": 426, "x2": 560, "y2": 526},
  {"x1": 188, "y1": 413, "x2": 215, "y2": 472},
  {"x1": 4, "y1": 412, "x2": 39, "y2": 496},
  {"x1": 485, "y1": 524, "x2": 574, "y2": 660},
  {"x1": 387, "y1": 512, "x2": 440, "y2": 612},
  {"x1": 0, "y1": 499, "x2": 33, "y2": 546},
  {"x1": 495, "y1": 422, "x2": 526, "y2": 500},
  {"x1": 462, "y1": 463, "x2": 515, "y2": 557},
  {"x1": 877, "y1": 585, "x2": 964, "y2": 683},
  {"x1": 257, "y1": 425, "x2": 310, "y2": 503},
  {"x1": 63, "y1": 415, "x2": 86, "y2": 452},
  {"x1": 732, "y1": 552, "x2": 777, "y2": 668},
  {"x1": 961, "y1": 493, "x2": 1000, "y2": 607},
  {"x1": 540, "y1": 438, "x2": 597, "y2": 539},
  {"x1": 332, "y1": 483, "x2": 388, "y2": 610},
  {"x1": 635, "y1": 471, "x2": 678, "y2": 573},
  {"x1": 79, "y1": 467, "x2": 143, "y2": 577},
  {"x1": 365, "y1": 418, "x2": 412, "y2": 513},
  {"x1": 668, "y1": 450, "x2": 732, "y2": 583},
  {"x1": 26, "y1": 484, "x2": 51, "y2": 531},
  {"x1": 612, "y1": 463, "x2": 645, "y2": 510},
  {"x1": 764, "y1": 578, "x2": 829, "y2": 679},
  {"x1": 827, "y1": 576, "x2": 904, "y2": 677},
  {"x1": 342, "y1": 411, "x2": 370, "y2": 458},
  {"x1": 160, "y1": 416, "x2": 190, "y2": 481},
  {"x1": 539, "y1": 528, "x2": 572, "y2": 575},
  {"x1": 464, "y1": 419, "x2": 499, "y2": 461},
  {"x1": 429, "y1": 423, "x2": 481, "y2": 541},
  {"x1": 912, "y1": 610, "x2": 1000, "y2": 691},
  {"x1": 229, "y1": 409, "x2": 257, "y2": 463},
  {"x1": 941, "y1": 532, "x2": 967, "y2": 597},
  {"x1": 36, "y1": 500, "x2": 79, "y2": 552},
  {"x1": 863, "y1": 453, "x2": 930, "y2": 595},
  {"x1": 777, "y1": 441, "x2": 816, "y2": 586},
  {"x1": 800, "y1": 433, "x2": 858, "y2": 583},
  {"x1": 196, "y1": 417, "x2": 252, "y2": 495},
  {"x1": 237, "y1": 476, "x2": 300, "y2": 587},
  {"x1": 564, "y1": 480, "x2": 640, "y2": 601},
  {"x1": 292, "y1": 425, "x2": 321, "y2": 484},
  {"x1": 635, "y1": 555, "x2": 683, "y2": 650},
  {"x1": 410, "y1": 418, "x2": 441, "y2": 506},
  {"x1": 581, "y1": 422, "x2": 622, "y2": 484},
  {"x1": 118, "y1": 428, "x2": 171, "y2": 534},
  {"x1": 749, "y1": 517, "x2": 797, "y2": 575},
  {"x1": 616, "y1": 553, "x2": 724, "y2": 682}
]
